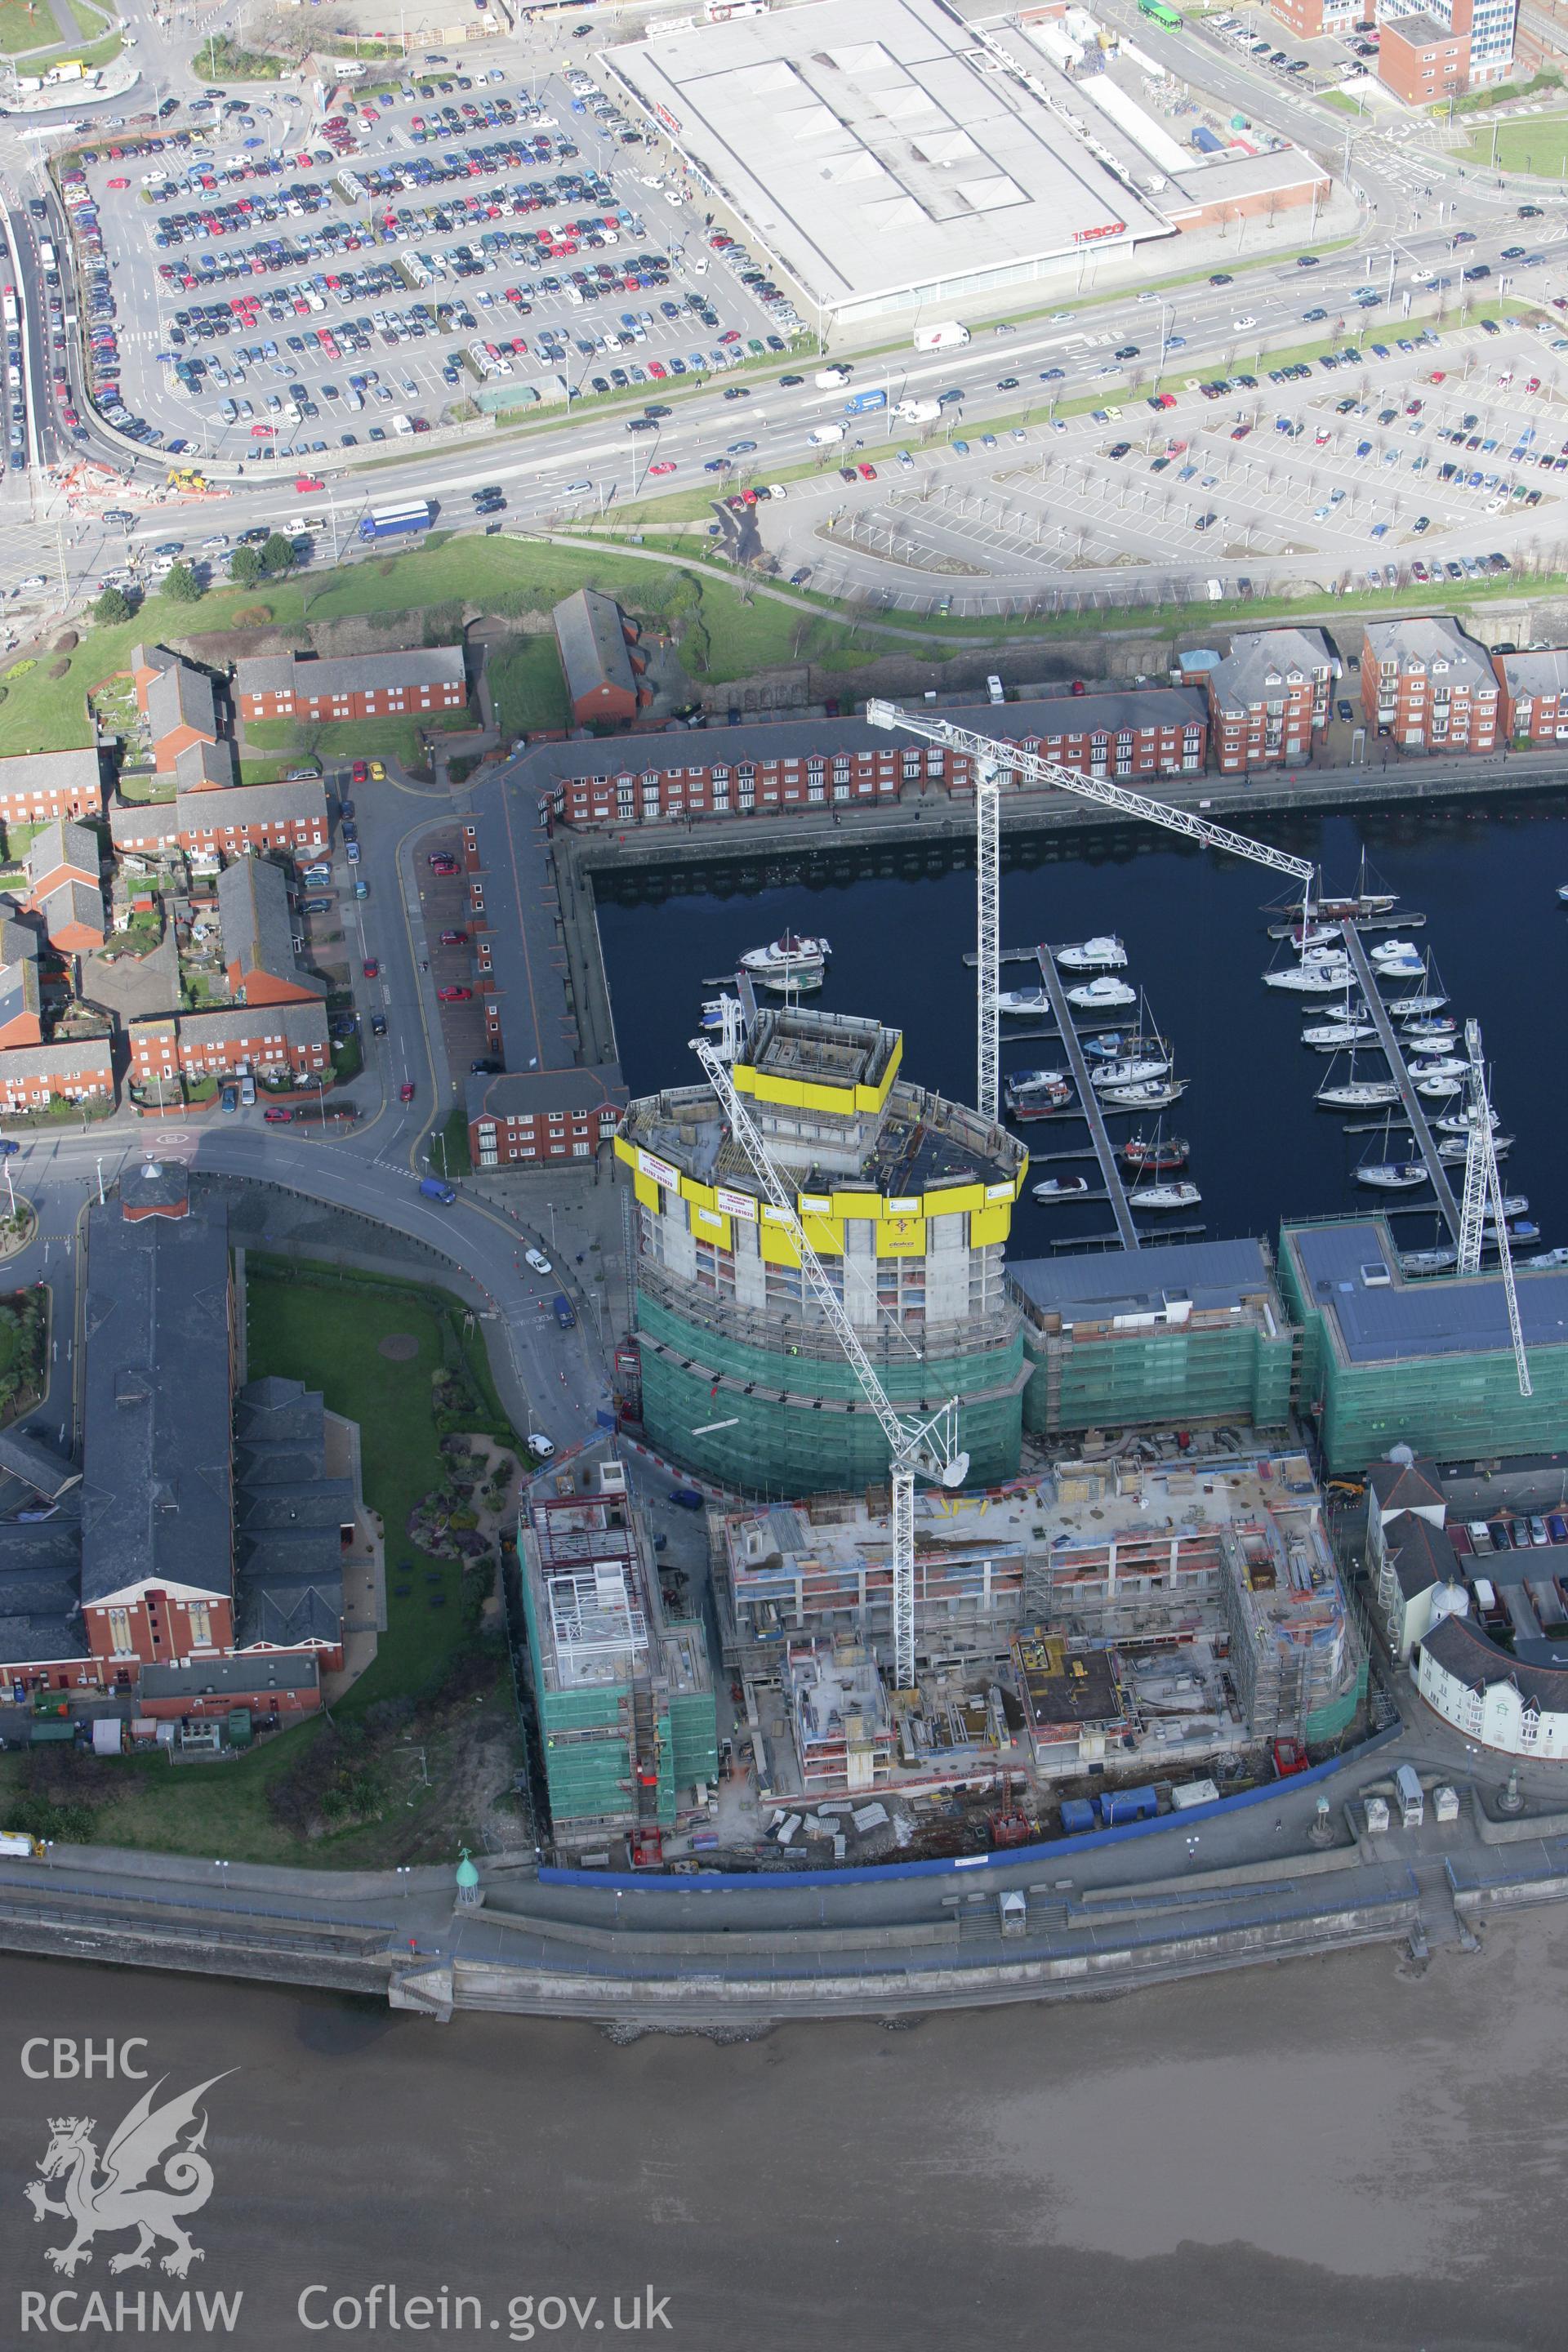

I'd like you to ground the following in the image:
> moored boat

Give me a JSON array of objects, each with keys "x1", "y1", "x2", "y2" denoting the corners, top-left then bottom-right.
[
  {"x1": 1435, "y1": 1107, "x2": 1499, "y2": 1136},
  {"x1": 740, "y1": 931, "x2": 830, "y2": 987},
  {"x1": 1066, "y1": 976, "x2": 1137, "y2": 1010},
  {"x1": 1032, "y1": 1174, "x2": 1091, "y2": 1200},
  {"x1": 1055, "y1": 936, "x2": 1127, "y2": 971},
  {"x1": 1129, "y1": 1180, "x2": 1201, "y2": 1209},
  {"x1": 1091, "y1": 1055, "x2": 1171, "y2": 1089},
  {"x1": 1302, "y1": 1017, "x2": 1376, "y2": 1049},
  {"x1": 996, "y1": 987, "x2": 1049, "y2": 1013},
  {"x1": 1414, "y1": 1073, "x2": 1463, "y2": 1101},
  {"x1": 1437, "y1": 1134, "x2": 1512, "y2": 1163},
  {"x1": 1265, "y1": 959, "x2": 1354, "y2": 994},
  {"x1": 1316, "y1": 1078, "x2": 1401, "y2": 1110},
  {"x1": 1356, "y1": 1160, "x2": 1429, "y2": 1191},
  {"x1": 1526, "y1": 1247, "x2": 1568, "y2": 1268},
  {"x1": 1004, "y1": 1071, "x2": 1074, "y2": 1118},
  {"x1": 1398, "y1": 1014, "x2": 1457, "y2": 1042},
  {"x1": 1405, "y1": 1054, "x2": 1467, "y2": 1084},
  {"x1": 1121, "y1": 1133, "x2": 1190, "y2": 1171},
  {"x1": 1098, "y1": 1077, "x2": 1189, "y2": 1110}
]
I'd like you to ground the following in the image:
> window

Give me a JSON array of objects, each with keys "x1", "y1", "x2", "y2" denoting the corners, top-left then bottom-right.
[
  {"x1": 188, "y1": 1603, "x2": 212, "y2": 1647},
  {"x1": 105, "y1": 1607, "x2": 134, "y2": 1655}
]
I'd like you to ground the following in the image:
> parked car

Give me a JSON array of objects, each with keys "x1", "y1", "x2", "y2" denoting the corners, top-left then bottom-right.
[
  {"x1": 524, "y1": 1247, "x2": 552, "y2": 1275},
  {"x1": 436, "y1": 984, "x2": 472, "y2": 1001}
]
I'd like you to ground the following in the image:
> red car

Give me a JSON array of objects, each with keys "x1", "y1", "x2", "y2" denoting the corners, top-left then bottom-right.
[
  {"x1": 399, "y1": 1081, "x2": 415, "y2": 1102},
  {"x1": 436, "y1": 985, "x2": 472, "y2": 1002},
  {"x1": 363, "y1": 958, "x2": 381, "y2": 978},
  {"x1": 263, "y1": 1106, "x2": 292, "y2": 1124},
  {"x1": 294, "y1": 474, "x2": 325, "y2": 492},
  {"x1": 858, "y1": 462, "x2": 877, "y2": 480},
  {"x1": 439, "y1": 929, "x2": 467, "y2": 946},
  {"x1": 648, "y1": 460, "x2": 676, "y2": 475},
  {"x1": 428, "y1": 853, "x2": 457, "y2": 875},
  {"x1": 351, "y1": 760, "x2": 368, "y2": 784}
]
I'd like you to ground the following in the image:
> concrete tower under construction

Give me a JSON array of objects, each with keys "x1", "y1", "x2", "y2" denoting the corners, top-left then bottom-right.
[{"x1": 614, "y1": 1001, "x2": 1030, "y2": 1494}]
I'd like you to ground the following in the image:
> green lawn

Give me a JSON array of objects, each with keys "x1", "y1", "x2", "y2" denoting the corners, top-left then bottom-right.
[
  {"x1": 0, "y1": 0, "x2": 55, "y2": 52},
  {"x1": 1460, "y1": 113, "x2": 1568, "y2": 172},
  {"x1": 244, "y1": 1265, "x2": 477, "y2": 1717},
  {"x1": 241, "y1": 707, "x2": 468, "y2": 775},
  {"x1": 487, "y1": 634, "x2": 570, "y2": 736}
]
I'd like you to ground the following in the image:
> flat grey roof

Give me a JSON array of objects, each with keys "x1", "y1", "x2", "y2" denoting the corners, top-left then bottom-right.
[
  {"x1": 1010, "y1": 1237, "x2": 1276, "y2": 1323},
  {"x1": 1286, "y1": 1220, "x2": 1568, "y2": 1365},
  {"x1": 604, "y1": 0, "x2": 1169, "y2": 315},
  {"x1": 140, "y1": 1653, "x2": 320, "y2": 1699}
]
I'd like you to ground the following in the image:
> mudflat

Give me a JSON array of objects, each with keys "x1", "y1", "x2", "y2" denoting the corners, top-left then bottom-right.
[{"x1": 2, "y1": 1924, "x2": 1557, "y2": 2352}]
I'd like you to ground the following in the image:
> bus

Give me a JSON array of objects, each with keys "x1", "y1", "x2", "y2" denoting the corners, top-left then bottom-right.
[
  {"x1": 1138, "y1": 0, "x2": 1183, "y2": 25},
  {"x1": 357, "y1": 499, "x2": 435, "y2": 541},
  {"x1": 1, "y1": 287, "x2": 17, "y2": 332}
]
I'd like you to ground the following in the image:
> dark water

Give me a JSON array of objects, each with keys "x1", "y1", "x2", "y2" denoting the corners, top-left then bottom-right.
[{"x1": 595, "y1": 793, "x2": 1568, "y2": 1260}]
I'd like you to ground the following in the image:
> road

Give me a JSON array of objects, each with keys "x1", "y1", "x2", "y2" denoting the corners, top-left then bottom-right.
[{"x1": 0, "y1": 0, "x2": 1558, "y2": 619}]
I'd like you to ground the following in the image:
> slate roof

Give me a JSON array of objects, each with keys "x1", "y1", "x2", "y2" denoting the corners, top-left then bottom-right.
[
  {"x1": 145, "y1": 661, "x2": 219, "y2": 748},
  {"x1": 1209, "y1": 627, "x2": 1334, "y2": 719},
  {"x1": 176, "y1": 1000, "x2": 329, "y2": 1050},
  {"x1": 1383, "y1": 1510, "x2": 1459, "y2": 1600},
  {"x1": 0, "y1": 1521, "x2": 87, "y2": 1666},
  {"x1": 0, "y1": 1425, "x2": 80, "y2": 1501},
  {"x1": 218, "y1": 855, "x2": 320, "y2": 994},
  {"x1": 553, "y1": 587, "x2": 639, "y2": 708},
  {"x1": 231, "y1": 1376, "x2": 345, "y2": 1653},
  {"x1": 0, "y1": 1038, "x2": 114, "y2": 1082},
  {"x1": 466, "y1": 1065, "x2": 626, "y2": 1125},
  {"x1": 0, "y1": 918, "x2": 40, "y2": 964},
  {"x1": 0, "y1": 957, "x2": 39, "y2": 1034},
  {"x1": 234, "y1": 646, "x2": 466, "y2": 701},
  {"x1": 1369, "y1": 1457, "x2": 1446, "y2": 1515},
  {"x1": 517, "y1": 688, "x2": 1207, "y2": 795},
  {"x1": 25, "y1": 818, "x2": 100, "y2": 892},
  {"x1": 41, "y1": 881, "x2": 105, "y2": 943},
  {"x1": 110, "y1": 779, "x2": 328, "y2": 848},
  {"x1": 1423, "y1": 1606, "x2": 1568, "y2": 1711},
  {"x1": 78, "y1": 1200, "x2": 233, "y2": 1606},
  {"x1": 1490, "y1": 646, "x2": 1568, "y2": 706},
  {"x1": 1361, "y1": 616, "x2": 1496, "y2": 693},
  {"x1": 174, "y1": 739, "x2": 237, "y2": 792},
  {"x1": 0, "y1": 749, "x2": 104, "y2": 810}
]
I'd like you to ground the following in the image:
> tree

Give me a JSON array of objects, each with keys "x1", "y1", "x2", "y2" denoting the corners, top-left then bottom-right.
[
  {"x1": 91, "y1": 585, "x2": 131, "y2": 626},
  {"x1": 259, "y1": 532, "x2": 296, "y2": 578},
  {"x1": 163, "y1": 562, "x2": 203, "y2": 604},
  {"x1": 228, "y1": 545, "x2": 263, "y2": 589}
]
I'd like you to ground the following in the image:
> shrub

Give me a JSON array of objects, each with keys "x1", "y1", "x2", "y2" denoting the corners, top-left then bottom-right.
[
  {"x1": 92, "y1": 587, "x2": 131, "y2": 626},
  {"x1": 6, "y1": 659, "x2": 35, "y2": 679},
  {"x1": 52, "y1": 630, "x2": 78, "y2": 653}
]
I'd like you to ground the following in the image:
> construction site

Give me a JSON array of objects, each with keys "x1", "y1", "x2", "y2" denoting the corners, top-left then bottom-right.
[
  {"x1": 699, "y1": 1444, "x2": 1364, "y2": 1847},
  {"x1": 516, "y1": 1452, "x2": 719, "y2": 1861}
]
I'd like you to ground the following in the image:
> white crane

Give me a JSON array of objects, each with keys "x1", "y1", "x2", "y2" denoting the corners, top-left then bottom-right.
[
  {"x1": 865, "y1": 700, "x2": 1318, "y2": 1123},
  {"x1": 1457, "y1": 1018, "x2": 1530, "y2": 1396},
  {"x1": 690, "y1": 1029, "x2": 968, "y2": 1692}
]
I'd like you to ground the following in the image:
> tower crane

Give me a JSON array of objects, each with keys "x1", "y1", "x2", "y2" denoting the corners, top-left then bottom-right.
[
  {"x1": 690, "y1": 1028, "x2": 968, "y2": 1693},
  {"x1": 865, "y1": 700, "x2": 1318, "y2": 1123},
  {"x1": 1457, "y1": 1018, "x2": 1531, "y2": 1396}
]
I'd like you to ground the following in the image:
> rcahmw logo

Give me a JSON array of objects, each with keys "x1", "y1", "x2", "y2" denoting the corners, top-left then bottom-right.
[{"x1": 20, "y1": 2044, "x2": 243, "y2": 2336}]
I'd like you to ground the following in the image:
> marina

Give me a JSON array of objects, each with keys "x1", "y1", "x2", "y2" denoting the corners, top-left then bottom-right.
[
  {"x1": 596, "y1": 798, "x2": 1568, "y2": 1266},
  {"x1": 1337, "y1": 924, "x2": 1463, "y2": 1241},
  {"x1": 1035, "y1": 949, "x2": 1143, "y2": 1253}
]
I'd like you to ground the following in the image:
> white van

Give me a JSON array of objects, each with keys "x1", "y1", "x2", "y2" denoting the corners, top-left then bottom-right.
[
  {"x1": 1393, "y1": 1764, "x2": 1424, "y2": 1828},
  {"x1": 814, "y1": 366, "x2": 851, "y2": 389},
  {"x1": 808, "y1": 423, "x2": 845, "y2": 446},
  {"x1": 238, "y1": 1067, "x2": 256, "y2": 1108},
  {"x1": 392, "y1": 412, "x2": 414, "y2": 436}
]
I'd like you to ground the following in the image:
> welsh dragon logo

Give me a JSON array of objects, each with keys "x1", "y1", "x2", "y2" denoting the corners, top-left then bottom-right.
[{"x1": 24, "y1": 2074, "x2": 232, "y2": 2278}]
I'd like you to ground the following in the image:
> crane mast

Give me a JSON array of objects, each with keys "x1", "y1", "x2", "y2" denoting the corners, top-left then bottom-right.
[
  {"x1": 1458, "y1": 1018, "x2": 1531, "y2": 1396},
  {"x1": 690, "y1": 1031, "x2": 967, "y2": 1691},
  {"x1": 865, "y1": 699, "x2": 1318, "y2": 1121}
]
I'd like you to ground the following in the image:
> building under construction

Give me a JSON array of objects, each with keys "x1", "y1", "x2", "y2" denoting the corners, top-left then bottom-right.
[
  {"x1": 715, "y1": 1446, "x2": 1364, "y2": 1798},
  {"x1": 517, "y1": 1454, "x2": 718, "y2": 1856},
  {"x1": 613, "y1": 1000, "x2": 1030, "y2": 1495},
  {"x1": 1279, "y1": 1216, "x2": 1568, "y2": 1472},
  {"x1": 1011, "y1": 1239, "x2": 1297, "y2": 1441}
]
